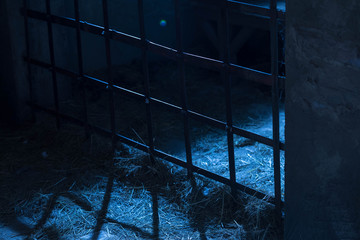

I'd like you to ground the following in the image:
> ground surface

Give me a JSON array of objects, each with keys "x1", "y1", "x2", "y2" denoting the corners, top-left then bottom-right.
[{"x1": 0, "y1": 121, "x2": 282, "y2": 239}]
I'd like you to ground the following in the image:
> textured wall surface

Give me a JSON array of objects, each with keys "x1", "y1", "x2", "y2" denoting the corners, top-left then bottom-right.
[
  {"x1": 0, "y1": 0, "x2": 74, "y2": 123},
  {"x1": 0, "y1": 0, "x2": 28, "y2": 124},
  {"x1": 0, "y1": 0, "x2": 16, "y2": 124},
  {"x1": 285, "y1": 1, "x2": 360, "y2": 239}
]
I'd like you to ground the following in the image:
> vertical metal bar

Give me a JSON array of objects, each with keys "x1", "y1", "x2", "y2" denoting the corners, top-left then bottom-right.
[
  {"x1": 138, "y1": 0, "x2": 155, "y2": 162},
  {"x1": 45, "y1": 0, "x2": 60, "y2": 128},
  {"x1": 23, "y1": 0, "x2": 35, "y2": 121},
  {"x1": 220, "y1": 1, "x2": 236, "y2": 192},
  {"x1": 270, "y1": 0, "x2": 282, "y2": 225},
  {"x1": 175, "y1": 0, "x2": 193, "y2": 176},
  {"x1": 74, "y1": 0, "x2": 89, "y2": 137},
  {"x1": 102, "y1": 0, "x2": 116, "y2": 151}
]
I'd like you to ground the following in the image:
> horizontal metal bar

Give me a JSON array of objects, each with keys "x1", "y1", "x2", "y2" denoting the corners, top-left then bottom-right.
[
  {"x1": 23, "y1": 8, "x2": 142, "y2": 47},
  {"x1": 29, "y1": 103, "x2": 149, "y2": 152},
  {"x1": 28, "y1": 102, "x2": 281, "y2": 205},
  {"x1": 228, "y1": 0, "x2": 270, "y2": 16},
  {"x1": 184, "y1": 53, "x2": 278, "y2": 86},
  {"x1": 143, "y1": 41, "x2": 278, "y2": 86},
  {"x1": 148, "y1": 41, "x2": 178, "y2": 60},
  {"x1": 26, "y1": 57, "x2": 144, "y2": 98},
  {"x1": 152, "y1": 149, "x2": 277, "y2": 204},
  {"x1": 22, "y1": 8, "x2": 285, "y2": 86},
  {"x1": 228, "y1": 0, "x2": 285, "y2": 19},
  {"x1": 26, "y1": 57, "x2": 78, "y2": 78},
  {"x1": 148, "y1": 97, "x2": 280, "y2": 149},
  {"x1": 229, "y1": 63, "x2": 273, "y2": 86},
  {"x1": 192, "y1": 0, "x2": 285, "y2": 20},
  {"x1": 26, "y1": 56, "x2": 285, "y2": 151}
]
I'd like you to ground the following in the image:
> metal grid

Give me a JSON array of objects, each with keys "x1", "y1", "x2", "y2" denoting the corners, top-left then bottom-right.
[{"x1": 22, "y1": 0, "x2": 285, "y2": 222}]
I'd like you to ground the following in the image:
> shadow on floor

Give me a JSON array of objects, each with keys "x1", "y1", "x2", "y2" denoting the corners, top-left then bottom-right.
[{"x1": 0, "y1": 122, "x2": 281, "y2": 240}]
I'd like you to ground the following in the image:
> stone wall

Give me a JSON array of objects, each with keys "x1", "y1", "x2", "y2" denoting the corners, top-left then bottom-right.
[
  {"x1": 0, "y1": 0, "x2": 28, "y2": 124},
  {"x1": 0, "y1": 0, "x2": 74, "y2": 124},
  {"x1": 285, "y1": 1, "x2": 360, "y2": 239}
]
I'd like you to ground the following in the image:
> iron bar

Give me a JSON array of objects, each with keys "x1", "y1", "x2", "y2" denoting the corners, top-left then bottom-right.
[
  {"x1": 175, "y1": 0, "x2": 193, "y2": 176},
  {"x1": 270, "y1": 0, "x2": 282, "y2": 225},
  {"x1": 23, "y1": 0, "x2": 35, "y2": 122},
  {"x1": 102, "y1": 0, "x2": 117, "y2": 150},
  {"x1": 138, "y1": 0, "x2": 155, "y2": 161},
  {"x1": 219, "y1": 1, "x2": 236, "y2": 191},
  {"x1": 28, "y1": 103, "x2": 149, "y2": 153},
  {"x1": 25, "y1": 57, "x2": 285, "y2": 151},
  {"x1": 192, "y1": 0, "x2": 285, "y2": 19},
  {"x1": 22, "y1": 9, "x2": 284, "y2": 87},
  {"x1": 23, "y1": 0, "x2": 286, "y2": 216},
  {"x1": 74, "y1": 0, "x2": 89, "y2": 137},
  {"x1": 27, "y1": 102, "x2": 281, "y2": 206},
  {"x1": 45, "y1": 0, "x2": 60, "y2": 128}
]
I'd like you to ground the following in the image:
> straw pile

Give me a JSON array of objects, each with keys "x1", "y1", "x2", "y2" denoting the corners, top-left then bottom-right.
[{"x1": 0, "y1": 119, "x2": 282, "y2": 239}]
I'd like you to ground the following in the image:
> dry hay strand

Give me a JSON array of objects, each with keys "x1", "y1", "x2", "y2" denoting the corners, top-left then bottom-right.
[
  {"x1": 111, "y1": 152, "x2": 280, "y2": 239},
  {"x1": 190, "y1": 124, "x2": 284, "y2": 198},
  {"x1": 0, "y1": 121, "x2": 113, "y2": 238}
]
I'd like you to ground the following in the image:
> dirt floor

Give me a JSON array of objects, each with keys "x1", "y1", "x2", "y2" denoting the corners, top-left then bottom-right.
[{"x1": 0, "y1": 120, "x2": 282, "y2": 239}]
